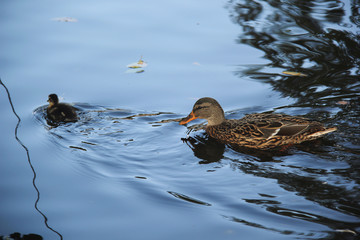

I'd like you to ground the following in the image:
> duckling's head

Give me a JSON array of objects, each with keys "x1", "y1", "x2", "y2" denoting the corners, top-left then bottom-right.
[
  {"x1": 47, "y1": 93, "x2": 59, "y2": 107},
  {"x1": 180, "y1": 97, "x2": 225, "y2": 126}
]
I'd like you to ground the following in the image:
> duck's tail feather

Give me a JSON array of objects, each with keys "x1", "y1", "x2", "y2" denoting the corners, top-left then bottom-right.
[{"x1": 307, "y1": 127, "x2": 337, "y2": 138}]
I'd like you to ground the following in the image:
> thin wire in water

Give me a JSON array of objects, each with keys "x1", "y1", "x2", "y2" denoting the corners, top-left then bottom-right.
[{"x1": 0, "y1": 78, "x2": 63, "y2": 240}]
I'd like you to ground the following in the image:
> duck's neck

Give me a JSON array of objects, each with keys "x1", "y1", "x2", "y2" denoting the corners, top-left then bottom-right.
[{"x1": 207, "y1": 110, "x2": 226, "y2": 126}]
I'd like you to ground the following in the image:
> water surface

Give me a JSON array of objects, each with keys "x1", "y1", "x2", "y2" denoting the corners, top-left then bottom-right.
[{"x1": 1, "y1": 0, "x2": 359, "y2": 239}]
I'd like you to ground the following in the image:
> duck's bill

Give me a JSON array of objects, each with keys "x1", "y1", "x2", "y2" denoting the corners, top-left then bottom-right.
[{"x1": 179, "y1": 111, "x2": 198, "y2": 125}]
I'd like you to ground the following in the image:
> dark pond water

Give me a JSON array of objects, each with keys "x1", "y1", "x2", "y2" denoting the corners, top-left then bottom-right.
[{"x1": 1, "y1": 0, "x2": 359, "y2": 239}]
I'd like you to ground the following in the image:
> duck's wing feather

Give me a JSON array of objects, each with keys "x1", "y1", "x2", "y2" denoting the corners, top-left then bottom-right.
[
  {"x1": 230, "y1": 114, "x2": 314, "y2": 139},
  {"x1": 260, "y1": 124, "x2": 310, "y2": 139},
  {"x1": 206, "y1": 113, "x2": 335, "y2": 149}
]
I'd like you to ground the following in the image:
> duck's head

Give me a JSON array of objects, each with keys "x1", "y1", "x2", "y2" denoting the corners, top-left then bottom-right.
[
  {"x1": 179, "y1": 97, "x2": 225, "y2": 126},
  {"x1": 47, "y1": 93, "x2": 59, "y2": 106}
]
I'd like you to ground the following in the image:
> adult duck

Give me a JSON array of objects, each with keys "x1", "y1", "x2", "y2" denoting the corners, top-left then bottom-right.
[
  {"x1": 47, "y1": 93, "x2": 78, "y2": 123},
  {"x1": 179, "y1": 97, "x2": 336, "y2": 149}
]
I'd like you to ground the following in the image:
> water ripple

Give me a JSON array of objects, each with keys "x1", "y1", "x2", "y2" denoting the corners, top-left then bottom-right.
[{"x1": 34, "y1": 103, "x2": 183, "y2": 180}]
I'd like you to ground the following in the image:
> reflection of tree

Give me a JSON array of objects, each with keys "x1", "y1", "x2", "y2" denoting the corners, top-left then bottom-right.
[
  {"x1": 182, "y1": 132, "x2": 360, "y2": 235},
  {"x1": 232, "y1": 156, "x2": 360, "y2": 235},
  {"x1": 226, "y1": 0, "x2": 360, "y2": 166},
  {"x1": 182, "y1": 2, "x2": 359, "y2": 235},
  {"x1": 226, "y1": 0, "x2": 360, "y2": 106},
  {"x1": 0, "y1": 232, "x2": 43, "y2": 240},
  {"x1": 188, "y1": 1, "x2": 360, "y2": 235},
  {"x1": 224, "y1": 3, "x2": 360, "y2": 157}
]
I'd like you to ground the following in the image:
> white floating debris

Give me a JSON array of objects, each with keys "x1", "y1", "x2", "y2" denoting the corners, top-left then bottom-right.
[
  {"x1": 51, "y1": 17, "x2": 78, "y2": 22},
  {"x1": 126, "y1": 57, "x2": 147, "y2": 69}
]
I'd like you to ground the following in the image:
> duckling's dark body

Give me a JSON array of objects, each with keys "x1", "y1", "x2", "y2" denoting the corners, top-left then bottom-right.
[
  {"x1": 180, "y1": 97, "x2": 337, "y2": 150},
  {"x1": 47, "y1": 94, "x2": 78, "y2": 123}
]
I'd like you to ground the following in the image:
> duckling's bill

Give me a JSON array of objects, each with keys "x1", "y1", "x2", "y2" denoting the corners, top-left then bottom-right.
[{"x1": 180, "y1": 111, "x2": 198, "y2": 125}]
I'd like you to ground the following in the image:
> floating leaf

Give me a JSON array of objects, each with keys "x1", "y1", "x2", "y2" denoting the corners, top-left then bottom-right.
[
  {"x1": 127, "y1": 56, "x2": 148, "y2": 69},
  {"x1": 125, "y1": 69, "x2": 145, "y2": 74},
  {"x1": 337, "y1": 100, "x2": 349, "y2": 105},
  {"x1": 282, "y1": 71, "x2": 308, "y2": 77},
  {"x1": 51, "y1": 17, "x2": 78, "y2": 22}
]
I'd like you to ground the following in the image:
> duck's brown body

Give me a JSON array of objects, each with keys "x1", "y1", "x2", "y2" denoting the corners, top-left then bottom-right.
[
  {"x1": 180, "y1": 98, "x2": 336, "y2": 149},
  {"x1": 206, "y1": 113, "x2": 335, "y2": 149}
]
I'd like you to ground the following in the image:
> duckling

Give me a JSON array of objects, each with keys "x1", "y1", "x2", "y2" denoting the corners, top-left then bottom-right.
[
  {"x1": 46, "y1": 93, "x2": 78, "y2": 123},
  {"x1": 180, "y1": 97, "x2": 337, "y2": 149}
]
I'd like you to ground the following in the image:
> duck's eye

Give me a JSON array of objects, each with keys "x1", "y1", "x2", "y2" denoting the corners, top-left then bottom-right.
[{"x1": 194, "y1": 106, "x2": 207, "y2": 111}]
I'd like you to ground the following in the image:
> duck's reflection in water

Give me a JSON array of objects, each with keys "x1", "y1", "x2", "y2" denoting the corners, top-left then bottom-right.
[
  {"x1": 182, "y1": 133, "x2": 292, "y2": 164},
  {"x1": 182, "y1": 134, "x2": 225, "y2": 164}
]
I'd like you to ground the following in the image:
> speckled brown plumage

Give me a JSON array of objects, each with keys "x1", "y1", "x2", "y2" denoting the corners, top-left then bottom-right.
[{"x1": 180, "y1": 97, "x2": 337, "y2": 150}]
